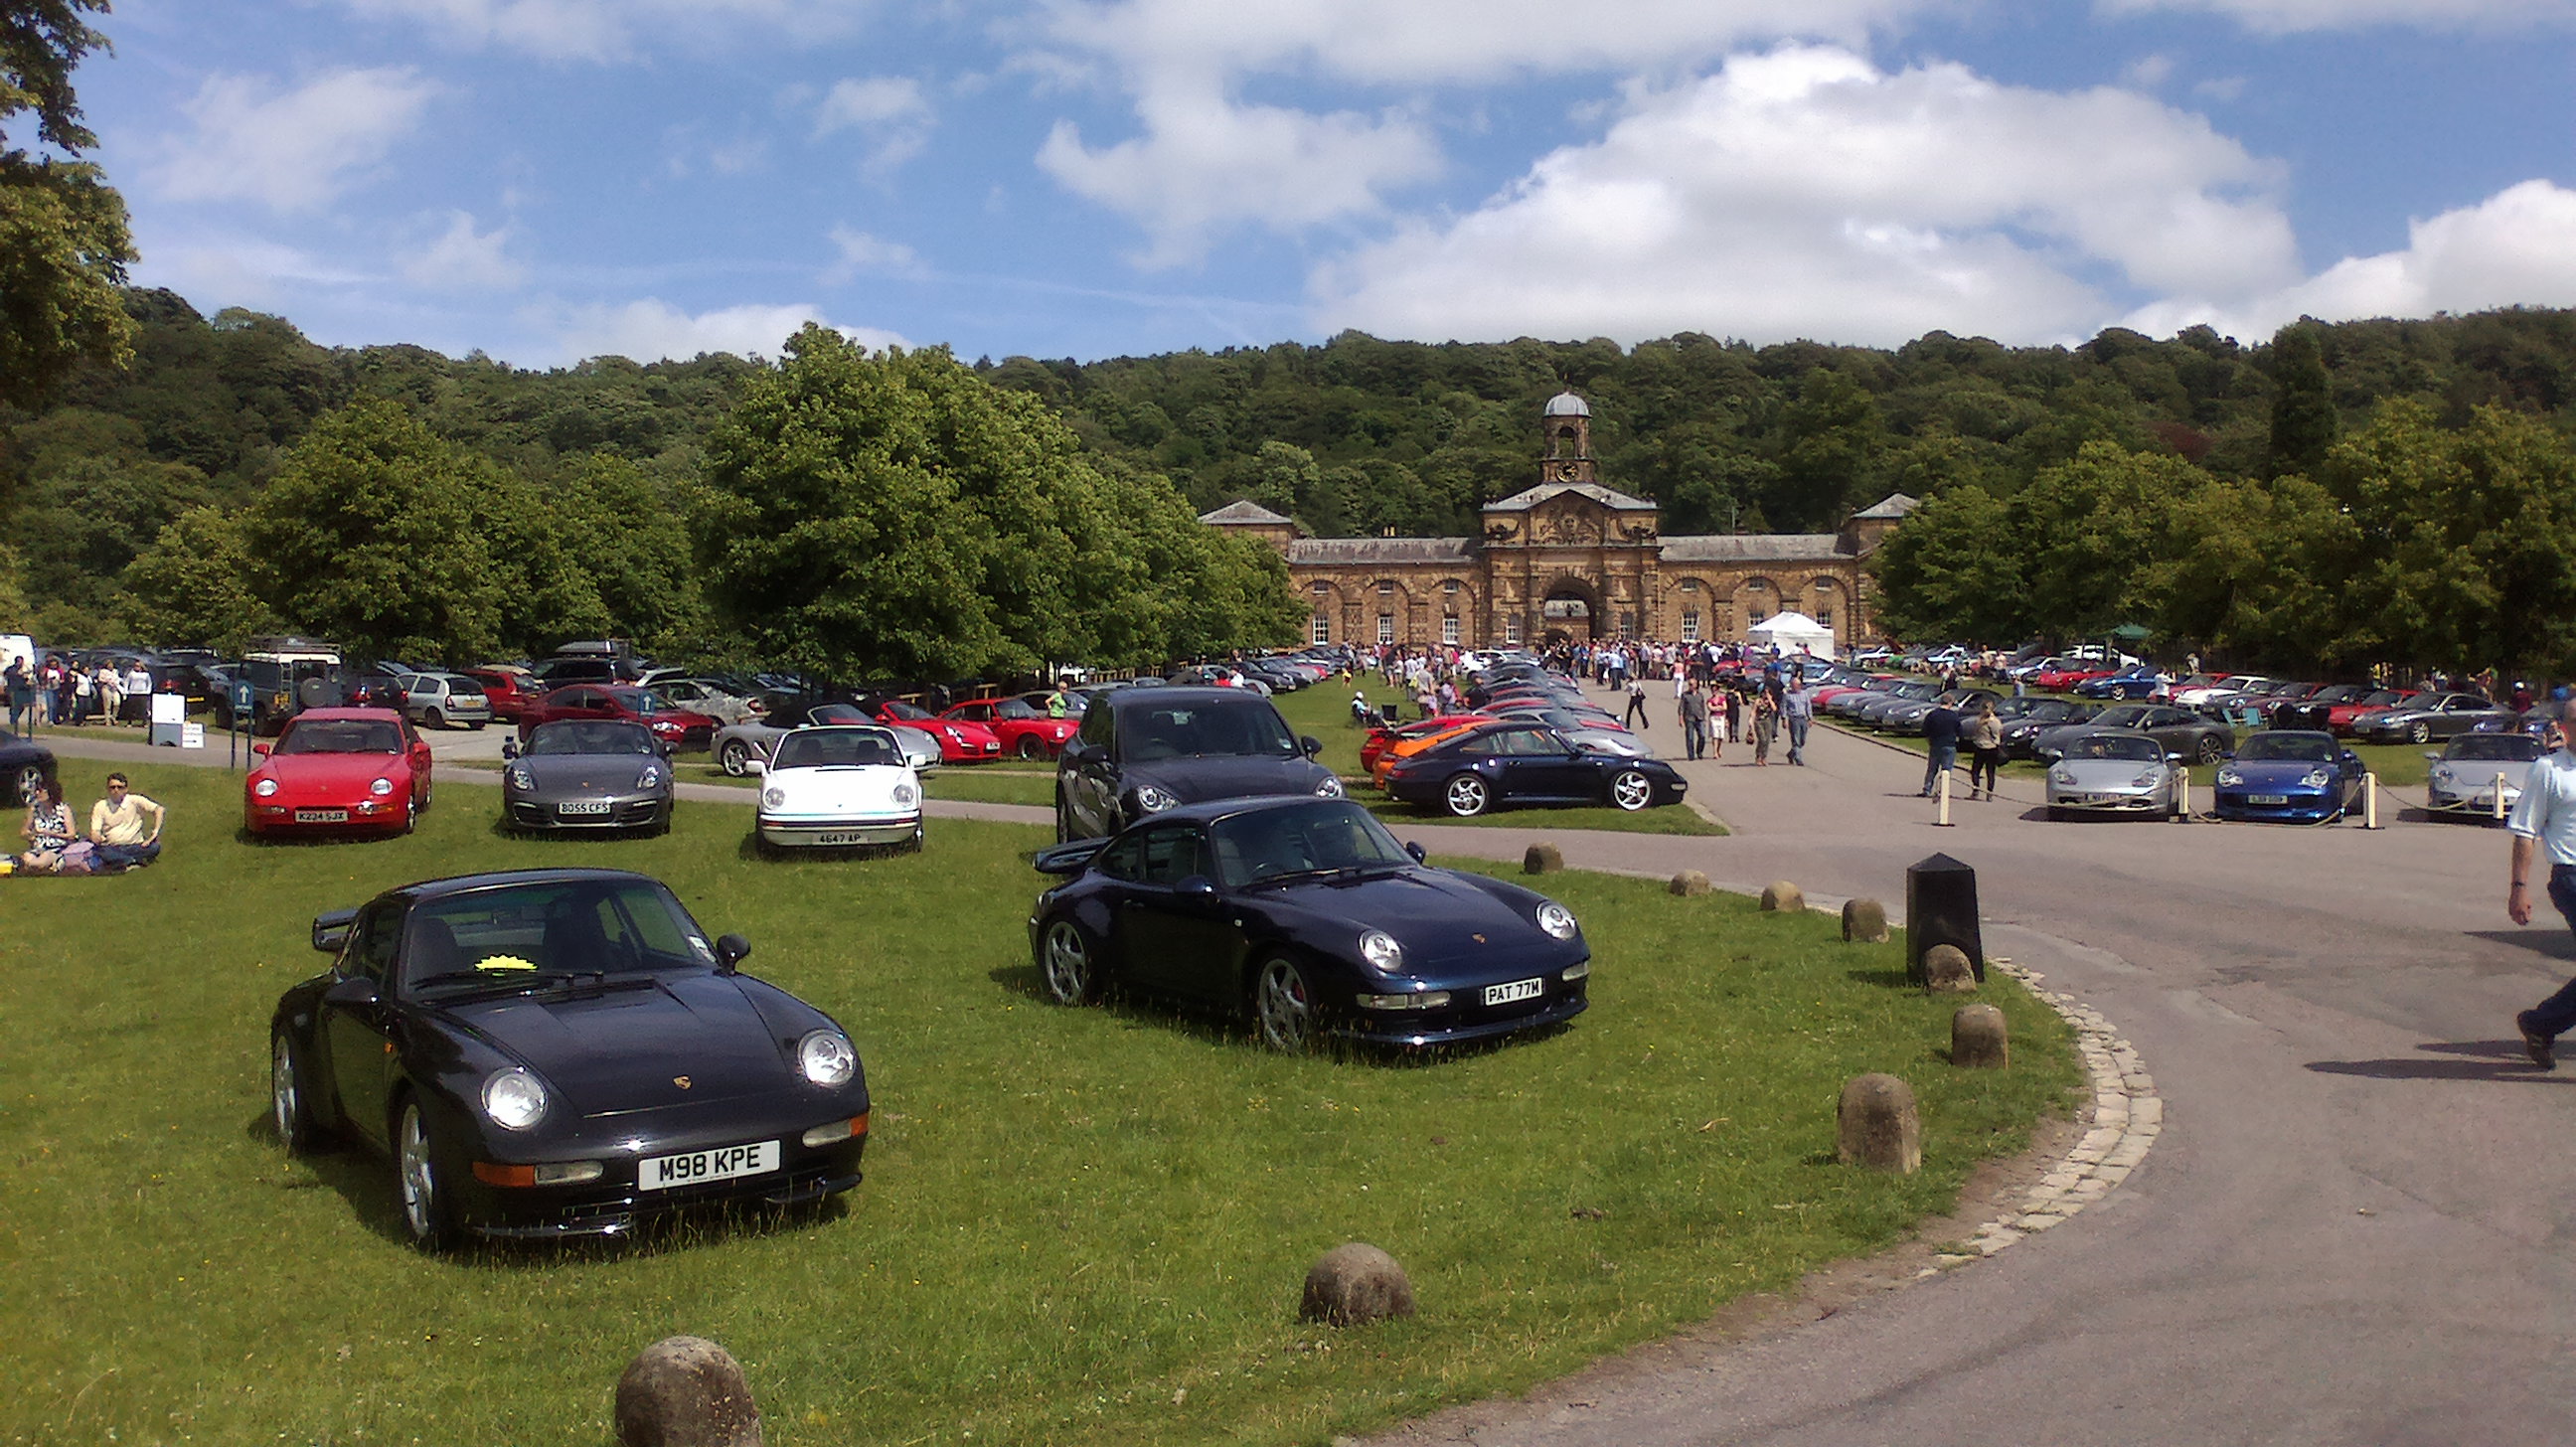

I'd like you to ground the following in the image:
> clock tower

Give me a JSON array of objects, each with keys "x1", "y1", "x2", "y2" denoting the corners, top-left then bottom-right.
[{"x1": 1541, "y1": 392, "x2": 1595, "y2": 485}]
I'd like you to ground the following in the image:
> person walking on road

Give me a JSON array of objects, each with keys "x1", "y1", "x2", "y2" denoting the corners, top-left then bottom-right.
[
  {"x1": 1782, "y1": 678, "x2": 1814, "y2": 766},
  {"x1": 1966, "y1": 697, "x2": 2005, "y2": 800},
  {"x1": 2506, "y1": 698, "x2": 2576, "y2": 1067},
  {"x1": 1751, "y1": 688, "x2": 1777, "y2": 765},
  {"x1": 1679, "y1": 681, "x2": 1708, "y2": 761},
  {"x1": 1921, "y1": 699, "x2": 1964, "y2": 798},
  {"x1": 1623, "y1": 676, "x2": 1649, "y2": 730},
  {"x1": 4, "y1": 660, "x2": 28, "y2": 737}
]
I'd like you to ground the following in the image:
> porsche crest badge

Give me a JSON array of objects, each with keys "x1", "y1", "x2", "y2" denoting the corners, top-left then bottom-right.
[{"x1": 673, "y1": 1075, "x2": 692, "y2": 1089}]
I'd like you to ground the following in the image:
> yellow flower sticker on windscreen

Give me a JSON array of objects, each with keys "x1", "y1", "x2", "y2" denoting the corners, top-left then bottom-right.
[{"x1": 477, "y1": 954, "x2": 539, "y2": 972}]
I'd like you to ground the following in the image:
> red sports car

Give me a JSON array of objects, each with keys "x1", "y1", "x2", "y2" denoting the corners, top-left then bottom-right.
[
  {"x1": 941, "y1": 697, "x2": 1078, "y2": 759},
  {"x1": 244, "y1": 708, "x2": 435, "y2": 837},
  {"x1": 865, "y1": 698, "x2": 1004, "y2": 763},
  {"x1": 2328, "y1": 689, "x2": 2419, "y2": 735},
  {"x1": 518, "y1": 684, "x2": 719, "y2": 752}
]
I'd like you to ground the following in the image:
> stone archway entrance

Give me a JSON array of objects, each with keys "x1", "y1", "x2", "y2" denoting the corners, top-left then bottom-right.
[{"x1": 1540, "y1": 576, "x2": 1604, "y2": 646}]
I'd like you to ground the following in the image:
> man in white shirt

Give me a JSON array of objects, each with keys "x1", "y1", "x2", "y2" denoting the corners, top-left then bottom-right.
[{"x1": 2504, "y1": 697, "x2": 2576, "y2": 1067}]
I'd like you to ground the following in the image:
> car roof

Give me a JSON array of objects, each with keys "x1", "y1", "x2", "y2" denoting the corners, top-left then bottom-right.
[
  {"x1": 1104, "y1": 686, "x2": 1274, "y2": 709},
  {"x1": 386, "y1": 867, "x2": 662, "y2": 904},
  {"x1": 290, "y1": 707, "x2": 405, "y2": 723},
  {"x1": 1111, "y1": 794, "x2": 1369, "y2": 828}
]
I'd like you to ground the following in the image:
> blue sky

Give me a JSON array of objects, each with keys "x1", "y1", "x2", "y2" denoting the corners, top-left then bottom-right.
[{"x1": 75, "y1": 0, "x2": 2576, "y2": 368}]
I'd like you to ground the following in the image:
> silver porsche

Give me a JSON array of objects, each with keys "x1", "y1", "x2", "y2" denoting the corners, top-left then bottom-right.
[
  {"x1": 2425, "y1": 731, "x2": 2544, "y2": 820},
  {"x1": 499, "y1": 720, "x2": 675, "y2": 834},
  {"x1": 2045, "y1": 729, "x2": 2183, "y2": 820}
]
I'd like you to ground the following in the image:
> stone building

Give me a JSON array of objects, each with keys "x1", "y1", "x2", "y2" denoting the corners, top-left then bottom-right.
[{"x1": 1202, "y1": 392, "x2": 1913, "y2": 650}]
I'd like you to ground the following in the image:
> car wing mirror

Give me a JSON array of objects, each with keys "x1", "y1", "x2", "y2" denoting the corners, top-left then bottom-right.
[
  {"x1": 250, "y1": 738, "x2": 273, "y2": 757},
  {"x1": 321, "y1": 975, "x2": 377, "y2": 1007},
  {"x1": 714, "y1": 933, "x2": 751, "y2": 972},
  {"x1": 1405, "y1": 841, "x2": 1427, "y2": 864},
  {"x1": 1301, "y1": 734, "x2": 1324, "y2": 758},
  {"x1": 1176, "y1": 874, "x2": 1218, "y2": 898},
  {"x1": 311, "y1": 908, "x2": 357, "y2": 953}
]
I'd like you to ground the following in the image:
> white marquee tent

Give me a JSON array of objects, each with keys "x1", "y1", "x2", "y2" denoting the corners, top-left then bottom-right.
[{"x1": 1746, "y1": 610, "x2": 1835, "y2": 656}]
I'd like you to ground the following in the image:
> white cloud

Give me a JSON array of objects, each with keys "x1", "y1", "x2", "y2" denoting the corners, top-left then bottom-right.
[
  {"x1": 150, "y1": 68, "x2": 440, "y2": 214},
  {"x1": 2125, "y1": 181, "x2": 2576, "y2": 339},
  {"x1": 401, "y1": 211, "x2": 529, "y2": 291},
  {"x1": 1039, "y1": 81, "x2": 1441, "y2": 264},
  {"x1": 824, "y1": 226, "x2": 924, "y2": 283},
  {"x1": 1312, "y1": 47, "x2": 2296, "y2": 348},
  {"x1": 2096, "y1": 0, "x2": 2576, "y2": 33},
  {"x1": 322, "y1": 0, "x2": 877, "y2": 63},
  {"x1": 535, "y1": 297, "x2": 907, "y2": 364},
  {"x1": 811, "y1": 77, "x2": 934, "y2": 174},
  {"x1": 146, "y1": 237, "x2": 381, "y2": 307}
]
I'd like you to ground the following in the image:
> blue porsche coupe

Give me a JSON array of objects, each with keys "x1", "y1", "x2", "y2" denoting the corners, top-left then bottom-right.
[{"x1": 2212, "y1": 729, "x2": 2367, "y2": 823}]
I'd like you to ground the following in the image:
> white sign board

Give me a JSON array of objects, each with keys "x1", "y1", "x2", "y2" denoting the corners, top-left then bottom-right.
[
  {"x1": 181, "y1": 722, "x2": 205, "y2": 749},
  {"x1": 152, "y1": 692, "x2": 185, "y2": 724}
]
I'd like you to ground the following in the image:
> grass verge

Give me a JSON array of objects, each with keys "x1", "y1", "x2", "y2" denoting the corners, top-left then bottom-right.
[{"x1": 0, "y1": 763, "x2": 2076, "y2": 1447}]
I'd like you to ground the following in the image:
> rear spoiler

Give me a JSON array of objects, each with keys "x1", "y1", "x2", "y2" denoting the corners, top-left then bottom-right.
[
  {"x1": 312, "y1": 908, "x2": 357, "y2": 953},
  {"x1": 1031, "y1": 839, "x2": 1106, "y2": 877}
]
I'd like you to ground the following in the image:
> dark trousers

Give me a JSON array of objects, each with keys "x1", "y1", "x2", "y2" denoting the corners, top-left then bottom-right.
[
  {"x1": 93, "y1": 840, "x2": 159, "y2": 870},
  {"x1": 1623, "y1": 697, "x2": 1648, "y2": 728},
  {"x1": 1682, "y1": 717, "x2": 1706, "y2": 759},
  {"x1": 1971, "y1": 746, "x2": 2003, "y2": 792},
  {"x1": 2529, "y1": 866, "x2": 2576, "y2": 1039},
  {"x1": 1922, "y1": 742, "x2": 1957, "y2": 796}
]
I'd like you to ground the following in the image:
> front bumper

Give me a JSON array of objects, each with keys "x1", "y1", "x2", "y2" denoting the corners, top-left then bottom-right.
[
  {"x1": 245, "y1": 798, "x2": 409, "y2": 834},
  {"x1": 507, "y1": 792, "x2": 668, "y2": 830},
  {"x1": 458, "y1": 1131, "x2": 868, "y2": 1240},
  {"x1": 2047, "y1": 788, "x2": 2169, "y2": 813},
  {"x1": 758, "y1": 812, "x2": 923, "y2": 847},
  {"x1": 1343, "y1": 985, "x2": 1589, "y2": 1047},
  {"x1": 2426, "y1": 788, "x2": 2517, "y2": 818},
  {"x1": 2212, "y1": 789, "x2": 2341, "y2": 822}
]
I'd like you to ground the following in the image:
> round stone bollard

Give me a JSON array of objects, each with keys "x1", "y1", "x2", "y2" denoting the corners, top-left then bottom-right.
[
  {"x1": 614, "y1": 1336, "x2": 763, "y2": 1447},
  {"x1": 1841, "y1": 897, "x2": 1889, "y2": 943},
  {"x1": 1922, "y1": 943, "x2": 1977, "y2": 993},
  {"x1": 1837, "y1": 1073, "x2": 1921, "y2": 1175},
  {"x1": 1952, "y1": 1003, "x2": 2009, "y2": 1069},
  {"x1": 1523, "y1": 843, "x2": 1563, "y2": 875},
  {"x1": 1299, "y1": 1242, "x2": 1417, "y2": 1328},
  {"x1": 1670, "y1": 869, "x2": 1710, "y2": 896},
  {"x1": 1760, "y1": 881, "x2": 1804, "y2": 912}
]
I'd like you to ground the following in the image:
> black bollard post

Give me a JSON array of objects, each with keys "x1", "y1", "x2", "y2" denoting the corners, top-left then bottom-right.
[{"x1": 1905, "y1": 852, "x2": 1985, "y2": 985}]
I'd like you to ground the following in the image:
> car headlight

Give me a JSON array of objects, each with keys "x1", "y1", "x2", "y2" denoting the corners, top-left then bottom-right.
[
  {"x1": 2216, "y1": 767, "x2": 2242, "y2": 786},
  {"x1": 369, "y1": 777, "x2": 395, "y2": 796},
  {"x1": 2429, "y1": 765, "x2": 2452, "y2": 784},
  {"x1": 2049, "y1": 766, "x2": 2073, "y2": 784},
  {"x1": 2302, "y1": 769, "x2": 2332, "y2": 787},
  {"x1": 762, "y1": 787, "x2": 786, "y2": 809},
  {"x1": 254, "y1": 778, "x2": 278, "y2": 797},
  {"x1": 2132, "y1": 772, "x2": 2159, "y2": 788},
  {"x1": 892, "y1": 782, "x2": 918, "y2": 806},
  {"x1": 1535, "y1": 900, "x2": 1578, "y2": 940},
  {"x1": 507, "y1": 765, "x2": 534, "y2": 790},
  {"x1": 1359, "y1": 928, "x2": 1404, "y2": 972},
  {"x1": 942, "y1": 726, "x2": 963, "y2": 741},
  {"x1": 797, "y1": 1030, "x2": 856, "y2": 1087},
  {"x1": 481, "y1": 1068, "x2": 549, "y2": 1130},
  {"x1": 1134, "y1": 784, "x2": 1178, "y2": 813},
  {"x1": 1315, "y1": 775, "x2": 1345, "y2": 798},
  {"x1": 637, "y1": 764, "x2": 663, "y2": 788}
]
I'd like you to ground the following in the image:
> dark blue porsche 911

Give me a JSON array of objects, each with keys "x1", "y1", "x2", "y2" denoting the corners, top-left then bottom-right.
[{"x1": 1027, "y1": 797, "x2": 1589, "y2": 1049}]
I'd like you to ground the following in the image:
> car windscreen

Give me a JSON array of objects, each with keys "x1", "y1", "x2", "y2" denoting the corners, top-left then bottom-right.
[
  {"x1": 2237, "y1": 732, "x2": 2334, "y2": 762},
  {"x1": 2450, "y1": 734, "x2": 2544, "y2": 762},
  {"x1": 277, "y1": 720, "x2": 402, "y2": 754},
  {"x1": 808, "y1": 704, "x2": 867, "y2": 724},
  {"x1": 525, "y1": 721, "x2": 656, "y2": 755},
  {"x1": 403, "y1": 879, "x2": 708, "y2": 993},
  {"x1": 2070, "y1": 734, "x2": 2161, "y2": 762},
  {"x1": 2094, "y1": 706, "x2": 2152, "y2": 727},
  {"x1": 773, "y1": 728, "x2": 902, "y2": 769},
  {"x1": 1119, "y1": 699, "x2": 1298, "y2": 760},
  {"x1": 883, "y1": 701, "x2": 934, "y2": 720},
  {"x1": 1211, "y1": 801, "x2": 1412, "y2": 887}
]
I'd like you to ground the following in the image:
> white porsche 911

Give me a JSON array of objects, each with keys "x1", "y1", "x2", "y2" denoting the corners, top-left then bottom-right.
[{"x1": 753, "y1": 724, "x2": 924, "y2": 852}]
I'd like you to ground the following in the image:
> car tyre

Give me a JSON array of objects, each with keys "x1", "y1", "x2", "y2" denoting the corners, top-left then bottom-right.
[
  {"x1": 721, "y1": 740, "x2": 754, "y2": 777},
  {"x1": 271, "y1": 1031, "x2": 320, "y2": 1156},
  {"x1": 1607, "y1": 769, "x2": 1654, "y2": 812},
  {"x1": 11, "y1": 760, "x2": 46, "y2": 806},
  {"x1": 466, "y1": 721, "x2": 486, "y2": 731},
  {"x1": 1443, "y1": 773, "x2": 1491, "y2": 818},
  {"x1": 2409, "y1": 721, "x2": 2432, "y2": 744},
  {"x1": 402, "y1": 794, "x2": 418, "y2": 834},
  {"x1": 1017, "y1": 734, "x2": 1046, "y2": 760},
  {"x1": 425, "y1": 708, "x2": 446, "y2": 730},
  {"x1": 1039, "y1": 917, "x2": 1101, "y2": 1005},
  {"x1": 2196, "y1": 735, "x2": 2226, "y2": 764},
  {"x1": 395, "y1": 1100, "x2": 456, "y2": 1251},
  {"x1": 1252, "y1": 954, "x2": 1318, "y2": 1052}
]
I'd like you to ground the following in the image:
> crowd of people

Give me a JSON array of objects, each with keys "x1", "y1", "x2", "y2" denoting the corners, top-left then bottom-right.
[
  {"x1": 15, "y1": 770, "x2": 165, "y2": 876},
  {"x1": 1, "y1": 656, "x2": 160, "y2": 735}
]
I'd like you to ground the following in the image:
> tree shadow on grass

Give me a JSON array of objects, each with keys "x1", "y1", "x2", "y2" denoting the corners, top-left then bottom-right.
[{"x1": 1845, "y1": 967, "x2": 1915, "y2": 990}]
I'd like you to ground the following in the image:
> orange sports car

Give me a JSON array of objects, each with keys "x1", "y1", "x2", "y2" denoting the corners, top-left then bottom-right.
[{"x1": 1371, "y1": 718, "x2": 1497, "y2": 787}]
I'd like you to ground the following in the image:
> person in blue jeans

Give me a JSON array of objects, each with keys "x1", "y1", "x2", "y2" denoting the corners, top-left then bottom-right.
[
  {"x1": 1782, "y1": 683, "x2": 1814, "y2": 765},
  {"x1": 2507, "y1": 700, "x2": 2576, "y2": 1067},
  {"x1": 1920, "y1": 704, "x2": 1963, "y2": 797}
]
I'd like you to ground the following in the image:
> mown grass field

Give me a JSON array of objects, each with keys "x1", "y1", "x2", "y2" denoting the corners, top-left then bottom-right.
[{"x1": 1, "y1": 763, "x2": 2077, "y2": 1446}]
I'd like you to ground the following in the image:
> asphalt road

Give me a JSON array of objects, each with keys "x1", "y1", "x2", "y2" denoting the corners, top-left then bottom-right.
[{"x1": 36, "y1": 703, "x2": 2575, "y2": 1443}]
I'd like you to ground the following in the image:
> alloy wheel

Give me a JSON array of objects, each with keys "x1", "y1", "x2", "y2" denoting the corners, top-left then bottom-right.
[
  {"x1": 2197, "y1": 735, "x2": 2225, "y2": 763},
  {"x1": 271, "y1": 1034, "x2": 307, "y2": 1153},
  {"x1": 1609, "y1": 770, "x2": 1653, "y2": 811},
  {"x1": 722, "y1": 740, "x2": 753, "y2": 777},
  {"x1": 1254, "y1": 957, "x2": 1315, "y2": 1051},
  {"x1": 1444, "y1": 774, "x2": 1490, "y2": 818},
  {"x1": 397, "y1": 1104, "x2": 444, "y2": 1247},
  {"x1": 12, "y1": 762, "x2": 44, "y2": 805},
  {"x1": 1042, "y1": 919, "x2": 1094, "y2": 1004}
]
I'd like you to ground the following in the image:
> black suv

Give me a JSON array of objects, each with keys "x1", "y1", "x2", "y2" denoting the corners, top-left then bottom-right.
[{"x1": 1054, "y1": 686, "x2": 1340, "y2": 841}]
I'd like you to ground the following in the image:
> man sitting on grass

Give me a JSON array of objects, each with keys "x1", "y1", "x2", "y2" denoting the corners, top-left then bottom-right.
[{"x1": 88, "y1": 773, "x2": 165, "y2": 870}]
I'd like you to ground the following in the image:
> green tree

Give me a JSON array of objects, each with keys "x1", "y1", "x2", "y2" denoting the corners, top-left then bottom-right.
[
  {"x1": 0, "y1": 0, "x2": 137, "y2": 408},
  {"x1": 238, "y1": 398, "x2": 508, "y2": 661},
  {"x1": 120, "y1": 504, "x2": 275, "y2": 651},
  {"x1": 1865, "y1": 485, "x2": 2027, "y2": 644},
  {"x1": 2266, "y1": 321, "x2": 2337, "y2": 479},
  {"x1": 2012, "y1": 442, "x2": 2200, "y2": 636}
]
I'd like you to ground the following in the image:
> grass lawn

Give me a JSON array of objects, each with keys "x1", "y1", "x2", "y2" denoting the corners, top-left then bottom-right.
[{"x1": 2, "y1": 764, "x2": 2079, "y2": 1447}]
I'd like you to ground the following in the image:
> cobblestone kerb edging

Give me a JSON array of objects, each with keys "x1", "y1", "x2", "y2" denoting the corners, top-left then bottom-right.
[{"x1": 1926, "y1": 959, "x2": 2160, "y2": 1272}]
